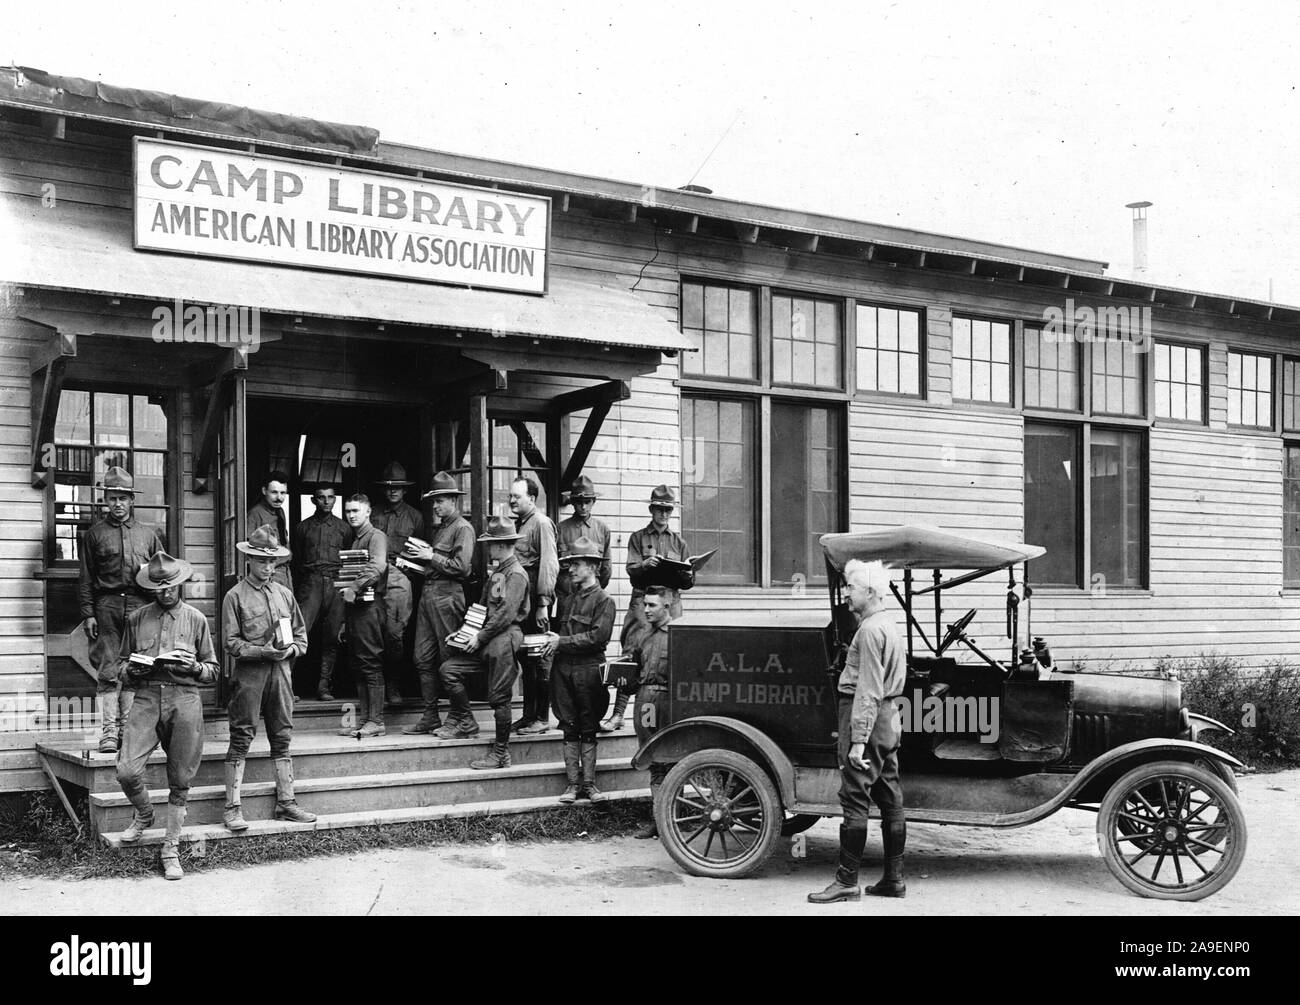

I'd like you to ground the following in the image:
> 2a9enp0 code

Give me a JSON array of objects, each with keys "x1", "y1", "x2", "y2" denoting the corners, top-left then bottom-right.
[{"x1": 1190, "y1": 942, "x2": 1249, "y2": 953}]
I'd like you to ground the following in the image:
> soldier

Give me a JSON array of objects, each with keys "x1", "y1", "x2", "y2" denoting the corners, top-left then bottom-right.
[
  {"x1": 247, "y1": 470, "x2": 293, "y2": 590},
  {"x1": 555, "y1": 475, "x2": 612, "y2": 597},
  {"x1": 221, "y1": 525, "x2": 317, "y2": 831},
  {"x1": 291, "y1": 484, "x2": 348, "y2": 700},
  {"x1": 623, "y1": 586, "x2": 676, "y2": 839},
  {"x1": 115, "y1": 552, "x2": 218, "y2": 880},
  {"x1": 438, "y1": 516, "x2": 530, "y2": 767},
  {"x1": 601, "y1": 484, "x2": 692, "y2": 733},
  {"x1": 78, "y1": 465, "x2": 164, "y2": 753},
  {"x1": 371, "y1": 461, "x2": 425, "y2": 705},
  {"x1": 402, "y1": 471, "x2": 475, "y2": 736},
  {"x1": 544, "y1": 537, "x2": 616, "y2": 805},
  {"x1": 509, "y1": 475, "x2": 558, "y2": 734},
  {"x1": 808, "y1": 559, "x2": 907, "y2": 904},
  {"x1": 338, "y1": 494, "x2": 389, "y2": 737}
]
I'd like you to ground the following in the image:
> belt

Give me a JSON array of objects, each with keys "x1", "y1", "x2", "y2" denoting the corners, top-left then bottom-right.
[
  {"x1": 134, "y1": 680, "x2": 196, "y2": 689},
  {"x1": 640, "y1": 683, "x2": 668, "y2": 692}
]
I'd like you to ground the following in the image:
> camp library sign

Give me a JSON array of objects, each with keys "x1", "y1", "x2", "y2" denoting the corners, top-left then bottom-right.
[{"x1": 133, "y1": 138, "x2": 550, "y2": 294}]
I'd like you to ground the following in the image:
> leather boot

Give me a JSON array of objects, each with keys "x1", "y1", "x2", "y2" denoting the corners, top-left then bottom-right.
[
  {"x1": 161, "y1": 803, "x2": 186, "y2": 881},
  {"x1": 599, "y1": 692, "x2": 628, "y2": 733},
  {"x1": 120, "y1": 806, "x2": 155, "y2": 844},
  {"x1": 433, "y1": 712, "x2": 479, "y2": 739},
  {"x1": 469, "y1": 741, "x2": 512, "y2": 770},
  {"x1": 403, "y1": 670, "x2": 442, "y2": 733},
  {"x1": 367, "y1": 681, "x2": 387, "y2": 728},
  {"x1": 808, "y1": 824, "x2": 868, "y2": 904},
  {"x1": 272, "y1": 757, "x2": 317, "y2": 822},
  {"x1": 579, "y1": 740, "x2": 603, "y2": 802},
  {"x1": 317, "y1": 651, "x2": 337, "y2": 701},
  {"x1": 634, "y1": 781, "x2": 660, "y2": 838},
  {"x1": 98, "y1": 690, "x2": 121, "y2": 753},
  {"x1": 866, "y1": 818, "x2": 907, "y2": 898},
  {"x1": 559, "y1": 741, "x2": 581, "y2": 803},
  {"x1": 223, "y1": 760, "x2": 249, "y2": 832},
  {"x1": 340, "y1": 682, "x2": 370, "y2": 735}
]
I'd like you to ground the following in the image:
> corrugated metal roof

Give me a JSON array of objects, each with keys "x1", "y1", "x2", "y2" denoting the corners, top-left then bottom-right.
[{"x1": 0, "y1": 195, "x2": 692, "y2": 353}]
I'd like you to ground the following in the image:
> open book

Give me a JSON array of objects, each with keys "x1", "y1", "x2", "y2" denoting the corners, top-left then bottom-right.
[{"x1": 639, "y1": 549, "x2": 717, "y2": 589}]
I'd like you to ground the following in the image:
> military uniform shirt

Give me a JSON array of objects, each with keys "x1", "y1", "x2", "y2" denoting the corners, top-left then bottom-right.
[
  {"x1": 118, "y1": 600, "x2": 219, "y2": 687},
  {"x1": 838, "y1": 610, "x2": 906, "y2": 744},
  {"x1": 292, "y1": 512, "x2": 350, "y2": 573},
  {"x1": 372, "y1": 500, "x2": 426, "y2": 562},
  {"x1": 427, "y1": 514, "x2": 476, "y2": 584},
  {"x1": 557, "y1": 514, "x2": 612, "y2": 589},
  {"x1": 344, "y1": 521, "x2": 389, "y2": 596},
  {"x1": 77, "y1": 516, "x2": 165, "y2": 618},
  {"x1": 477, "y1": 554, "x2": 531, "y2": 640},
  {"x1": 221, "y1": 577, "x2": 308, "y2": 669},
  {"x1": 553, "y1": 581, "x2": 616, "y2": 666},
  {"x1": 513, "y1": 508, "x2": 558, "y2": 602},
  {"x1": 626, "y1": 525, "x2": 691, "y2": 590},
  {"x1": 632, "y1": 618, "x2": 672, "y2": 688}
]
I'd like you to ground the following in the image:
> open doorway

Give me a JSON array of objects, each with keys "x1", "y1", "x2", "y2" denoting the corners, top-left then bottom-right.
[{"x1": 244, "y1": 396, "x2": 425, "y2": 702}]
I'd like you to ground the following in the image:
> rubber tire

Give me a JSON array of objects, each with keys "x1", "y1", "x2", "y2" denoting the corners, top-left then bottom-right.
[
  {"x1": 656, "y1": 749, "x2": 783, "y2": 880},
  {"x1": 1097, "y1": 759, "x2": 1246, "y2": 902}
]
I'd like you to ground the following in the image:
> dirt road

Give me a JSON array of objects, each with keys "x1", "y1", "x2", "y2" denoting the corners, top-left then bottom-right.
[{"x1": 2, "y1": 770, "x2": 1294, "y2": 915}]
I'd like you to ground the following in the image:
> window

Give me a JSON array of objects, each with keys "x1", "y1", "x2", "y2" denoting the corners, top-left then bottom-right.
[
  {"x1": 1285, "y1": 445, "x2": 1300, "y2": 588},
  {"x1": 952, "y1": 316, "x2": 1012, "y2": 404},
  {"x1": 771, "y1": 294, "x2": 842, "y2": 388},
  {"x1": 856, "y1": 303, "x2": 923, "y2": 396},
  {"x1": 52, "y1": 389, "x2": 170, "y2": 564},
  {"x1": 770, "y1": 403, "x2": 843, "y2": 584},
  {"x1": 1090, "y1": 336, "x2": 1144, "y2": 416},
  {"x1": 1228, "y1": 350, "x2": 1274, "y2": 429},
  {"x1": 1023, "y1": 326, "x2": 1080, "y2": 411},
  {"x1": 1024, "y1": 422, "x2": 1146, "y2": 590},
  {"x1": 682, "y1": 398, "x2": 757, "y2": 584},
  {"x1": 1283, "y1": 360, "x2": 1300, "y2": 433},
  {"x1": 681, "y1": 281, "x2": 757, "y2": 380},
  {"x1": 489, "y1": 417, "x2": 550, "y2": 513},
  {"x1": 1154, "y1": 342, "x2": 1205, "y2": 423}
]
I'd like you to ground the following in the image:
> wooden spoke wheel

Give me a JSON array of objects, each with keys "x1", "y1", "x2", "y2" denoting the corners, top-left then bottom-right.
[
  {"x1": 1097, "y1": 760, "x2": 1246, "y2": 901},
  {"x1": 656, "y1": 749, "x2": 783, "y2": 879}
]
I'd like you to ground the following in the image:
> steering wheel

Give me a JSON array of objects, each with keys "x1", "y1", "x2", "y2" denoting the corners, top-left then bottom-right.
[{"x1": 938, "y1": 609, "x2": 977, "y2": 654}]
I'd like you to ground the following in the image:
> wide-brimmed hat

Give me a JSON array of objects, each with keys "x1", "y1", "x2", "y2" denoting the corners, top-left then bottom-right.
[
  {"x1": 559, "y1": 536, "x2": 604, "y2": 564},
  {"x1": 422, "y1": 470, "x2": 465, "y2": 499},
  {"x1": 648, "y1": 484, "x2": 677, "y2": 510},
  {"x1": 375, "y1": 461, "x2": 414, "y2": 486},
  {"x1": 135, "y1": 551, "x2": 193, "y2": 590},
  {"x1": 236, "y1": 523, "x2": 292, "y2": 559},
  {"x1": 477, "y1": 514, "x2": 521, "y2": 543},
  {"x1": 567, "y1": 475, "x2": 598, "y2": 501},
  {"x1": 97, "y1": 466, "x2": 137, "y2": 496}
]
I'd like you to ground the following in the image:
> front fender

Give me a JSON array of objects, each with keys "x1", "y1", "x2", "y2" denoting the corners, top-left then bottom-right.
[
  {"x1": 1066, "y1": 737, "x2": 1244, "y2": 806},
  {"x1": 632, "y1": 715, "x2": 797, "y2": 806}
]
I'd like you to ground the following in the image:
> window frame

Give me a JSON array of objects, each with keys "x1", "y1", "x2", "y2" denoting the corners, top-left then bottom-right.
[
  {"x1": 852, "y1": 299, "x2": 927, "y2": 400},
  {"x1": 1284, "y1": 440, "x2": 1300, "y2": 590},
  {"x1": 44, "y1": 382, "x2": 180, "y2": 572},
  {"x1": 1021, "y1": 323, "x2": 1084, "y2": 415},
  {"x1": 951, "y1": 312, "x2": 1016, "y2": 408},
  {"x1": 1152, "y1": 339, "x2": 1209, "y2": 428},
  {"x1": 678, "y1": 278, "x2": 762, "y2": 386},
  {"x1": 767, "y1": 288, "x2": 846, "y2": 392},
  {"x1": 1226, "y1": 347, "x2": 1276, "y2": 432}
]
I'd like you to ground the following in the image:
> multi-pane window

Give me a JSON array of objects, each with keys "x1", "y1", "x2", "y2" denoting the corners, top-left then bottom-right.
[
  {"x1": 856, "y1": 303, "x2": 923, "y2": 396},
  {"x1": 52, "y1": 389, "x2": 170, "y2": 563},
  {"x1": 682, "y1": 397, "x2": 756, "y2": 584},
  {"x1": 770, "y1": 403, "x2": 842, "y2": 584},
  {"x1": 1024, "y1": 422, "x2": 1146, "y2": 590},
  {"x1": 1283, "y1": 360, "x2": 1300, "y2": 433},
  {"x1": 489, "y1": 417, "x2": 549, "y2": 513},
  {"x1": 1228, "y1": 350, "x2": 1274, "y2": 429},
  {"x1": 1154, "y1": 342, "x2": 1205, "y2": 423},
  {"x1": 1090, "y1": 336, "x2": 1144, "y2": 416},
  {"x1": 1285, "y1": 445, "x2": 1300, "y2": 588},
  {"x1": 1023, "y1": 327, "x2": 1080, "y2": 411},
  {"x1": 771, "y1": 294, "x2": 842, "y2": 388},
  {"x1": 681, "y1": 281, "x2": 757, "y2": 380},
  {"x1": 952, "y1": 316, "x2": 1012, "y2": 404}
]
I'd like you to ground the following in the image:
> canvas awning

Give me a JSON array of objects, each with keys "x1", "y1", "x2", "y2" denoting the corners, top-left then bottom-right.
[
  {"x1": 0, "y1": 195, "x2": 693, "y2": 353},
  {"x1": 821, "y1": 526, "x2": 1045, "y2": 572}
]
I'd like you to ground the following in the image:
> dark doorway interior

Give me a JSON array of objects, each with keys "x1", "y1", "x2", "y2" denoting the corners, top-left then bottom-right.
[{"x1": 245, "y1": 396, "x2": 425, "y2": 702}]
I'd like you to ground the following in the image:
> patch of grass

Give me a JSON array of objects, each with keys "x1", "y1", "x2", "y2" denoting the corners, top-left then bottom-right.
[
  {"x1": 0, "y1": 792, "x2": 653, "y2": 880},
  {"x1": 1158, "y1": 654, "x2": 1300, "y2": 768}
]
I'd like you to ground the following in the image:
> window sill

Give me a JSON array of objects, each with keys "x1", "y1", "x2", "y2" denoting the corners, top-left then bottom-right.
[
  {"x1": 1029, "y1": 587, "x2": 1153, "y2": 599},
  {"x1": 34, "y1": 568, "x2": 79, "y2": 581}
]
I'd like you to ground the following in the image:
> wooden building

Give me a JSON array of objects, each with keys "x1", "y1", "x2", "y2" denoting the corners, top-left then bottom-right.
[{"x1": 3, "y1": 65, "x2": 1299, "y2": 801}]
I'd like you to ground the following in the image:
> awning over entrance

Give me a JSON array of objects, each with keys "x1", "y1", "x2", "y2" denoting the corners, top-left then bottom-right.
[{"x1": 0, "y1": 195, "x2": 693, "y2": 353}]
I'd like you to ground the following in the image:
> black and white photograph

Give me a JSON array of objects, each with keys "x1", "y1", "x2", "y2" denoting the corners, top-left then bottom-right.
[{"x1": 0, "y1": 0, "x2": 1292, "y2": 964}]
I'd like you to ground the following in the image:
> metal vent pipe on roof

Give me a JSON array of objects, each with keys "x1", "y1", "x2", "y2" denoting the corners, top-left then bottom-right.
[{"x1": 1126, "y1": 201, "x2": 1152, "y2": 276}]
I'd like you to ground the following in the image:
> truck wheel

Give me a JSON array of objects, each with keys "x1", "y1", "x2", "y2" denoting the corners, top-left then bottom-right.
[
  {"x1": 1097, "y1": 760, "x2": 1246, "y2": 901},
  {"x1": 656, "y1": 749, "x2": 782, "y2": 879}
]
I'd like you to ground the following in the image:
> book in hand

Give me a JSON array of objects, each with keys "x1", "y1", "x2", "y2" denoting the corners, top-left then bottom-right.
[
  {"x1": 602, "y1": 657, "x2": 640, "y2": 687},
  {"x1": 446, "y1": 604, "x2": 487, "y2": 651},
  {"x1": 274, "y1": 616, "x2": 294, "y2": 648},
  {"x1": 641, "y1": 549, "x2": 718, "y2": 590},
  {"x1": 127, "y1": 649, "x2": 195, "y2": 677},
  {"x1": 335, "y1": 548, "x2": 376, "y2": 601},
  {"x1": 395, "y1": 555, "x2": 431, "y2": 576}
]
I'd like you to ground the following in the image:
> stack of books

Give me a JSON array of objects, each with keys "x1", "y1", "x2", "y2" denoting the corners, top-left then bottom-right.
[
  {"x1": 396, "y1": 536, "x2": 432, "y2": 576},
  {"x1": 446, "y1": 603, "x2": 487, "y2": 651},
  {"x1": 336, "y1": 549, "x2": 376, "y2": 601}
]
